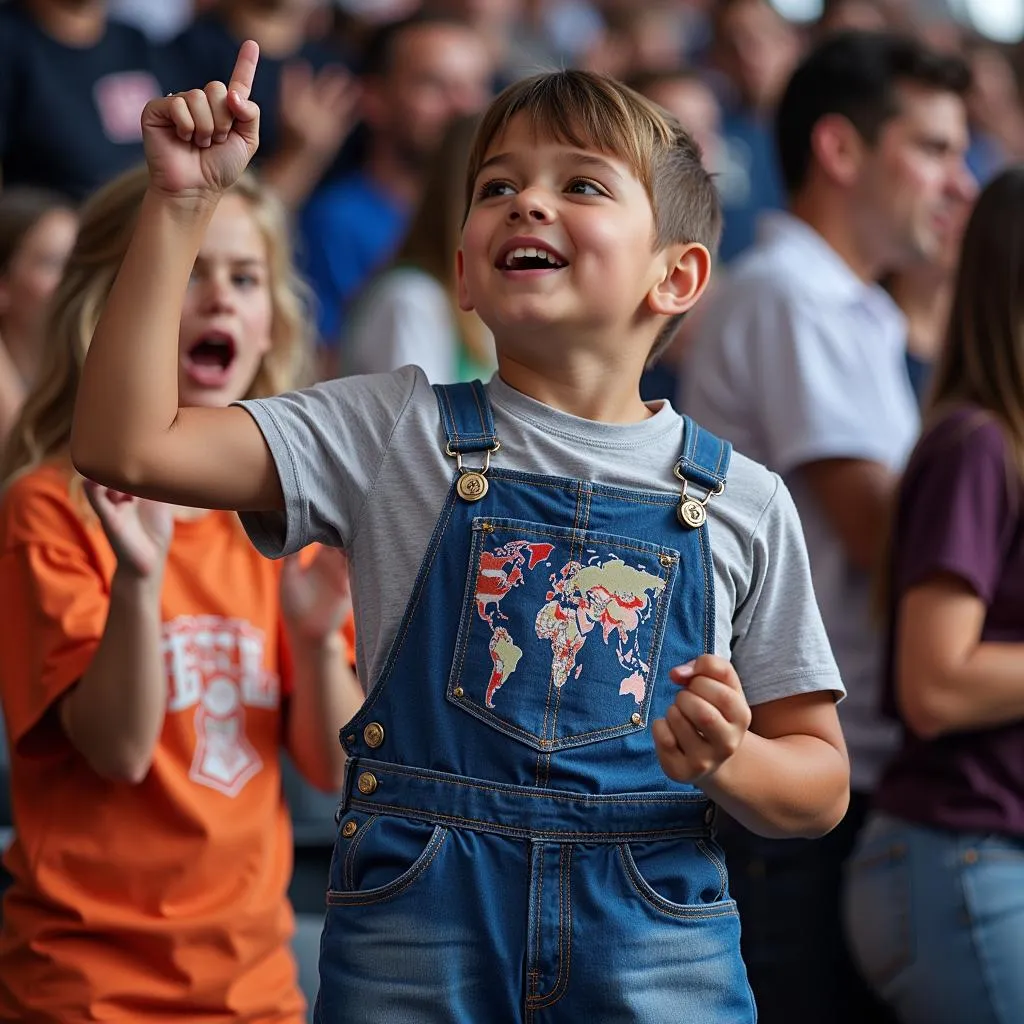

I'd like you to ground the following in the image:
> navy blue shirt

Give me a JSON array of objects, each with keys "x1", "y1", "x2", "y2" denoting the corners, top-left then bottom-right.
[
  {"x1": 0, "y1": 3, "x2": 173, "y2": 200},
  {"x1": 162, "y1": 15, "x2": 346, "y2": 167}
]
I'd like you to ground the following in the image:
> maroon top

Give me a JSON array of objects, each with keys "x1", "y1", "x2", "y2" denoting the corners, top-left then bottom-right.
[{"x1": 875, "y1": 406, "x2": 1024, "y2": 837}]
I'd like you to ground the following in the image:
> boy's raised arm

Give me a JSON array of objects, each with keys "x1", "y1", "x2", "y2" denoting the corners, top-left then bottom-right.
[{"x1": 71, "y1": 41, "x2": 282, "y2": 512}]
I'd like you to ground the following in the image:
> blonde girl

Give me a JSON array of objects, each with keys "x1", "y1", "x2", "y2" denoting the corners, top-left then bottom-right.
[{"x1": 0, "y1": 164, "x2": 361, "y2": 1023}]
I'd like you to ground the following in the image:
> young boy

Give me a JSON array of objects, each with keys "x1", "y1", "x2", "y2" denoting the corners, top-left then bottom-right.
[{"x1": 71, "y1": 42, "x2": 850, "y2": 1022}]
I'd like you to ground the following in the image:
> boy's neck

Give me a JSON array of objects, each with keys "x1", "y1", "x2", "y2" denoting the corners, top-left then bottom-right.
[{"x1": 496, "y1": 351, "x2": 654, "y2": 424}]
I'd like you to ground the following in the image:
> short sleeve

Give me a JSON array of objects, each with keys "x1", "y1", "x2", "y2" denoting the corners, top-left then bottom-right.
[
  {"x1": 753, "y1": 291, "x2": 907, "y2": 474},
  {"x1": 894, "y1": 415, "x2": 1015, "y2": 603},
  {"x1": 0, "y1": 536, "x2": 108, "y2": 757},
  {"x1": 236, "y1": 367, "x2": 421, "y2": 558},
  {"x1": 730, "y1": 475, "x2": 845, "y2": 705}
]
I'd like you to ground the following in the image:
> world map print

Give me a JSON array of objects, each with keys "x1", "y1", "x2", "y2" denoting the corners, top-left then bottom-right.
[{"x1": 471, "y1": 538, "x2": 666, "y2": 709}]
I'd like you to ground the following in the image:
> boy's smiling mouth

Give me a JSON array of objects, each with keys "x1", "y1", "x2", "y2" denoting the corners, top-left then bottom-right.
[{"x1": 495, "y1": 237, "x2": 569, "y2": 273}]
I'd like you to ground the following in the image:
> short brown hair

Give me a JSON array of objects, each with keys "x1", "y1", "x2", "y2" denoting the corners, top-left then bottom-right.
[{"x1": 464, "y1": 69, "x2": 722, "y2": 362}]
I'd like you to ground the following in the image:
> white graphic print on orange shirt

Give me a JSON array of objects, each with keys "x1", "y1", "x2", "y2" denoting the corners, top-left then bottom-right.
[{"x1": 162, "y1": 616, "x2": 280, "y2": 797}]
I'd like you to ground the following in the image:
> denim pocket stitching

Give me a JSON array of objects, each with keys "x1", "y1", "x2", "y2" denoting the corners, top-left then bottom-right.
[
  {"x1": 697, "y1": 838, "x2": 728, "y2": 903},
  {"x1": 446, "y1": 517, "x2": 680, "y2": 751},
  {"x1": 342, "y1": 813, "x2": 379, "y2": 891},
  {"x1": 618, "y1": 843, "x2": 738, "y2": 920},
  {"x1": 326, "y1": 825, "x2": 449, "y2": 908}
]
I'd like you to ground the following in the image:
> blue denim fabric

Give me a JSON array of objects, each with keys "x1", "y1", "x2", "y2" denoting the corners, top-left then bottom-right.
[
  {"x1": 315, "y1": 382, "x2": 754, "y2": 1023},
  {"x1": 843, "y1": 812, "x2": 1024, "y2": 1024}
]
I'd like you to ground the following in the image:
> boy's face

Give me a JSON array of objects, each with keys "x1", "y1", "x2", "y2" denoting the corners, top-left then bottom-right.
[{"x1": 458, "y1": 115, "x2": 684, "y2": 348}]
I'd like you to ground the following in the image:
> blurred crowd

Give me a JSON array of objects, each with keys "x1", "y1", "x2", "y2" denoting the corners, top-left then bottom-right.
[{"x1": 2, "y1": 1, "x2": 1024, "y2": 1022}]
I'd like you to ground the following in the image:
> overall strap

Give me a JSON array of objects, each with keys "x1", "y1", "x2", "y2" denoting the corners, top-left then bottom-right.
[
  {"x1": 676, "y1": 416, "x2": 732, "y2": 492},
  {"x1": 432, "y1": 381, "x2": 498, "y2": 454}
]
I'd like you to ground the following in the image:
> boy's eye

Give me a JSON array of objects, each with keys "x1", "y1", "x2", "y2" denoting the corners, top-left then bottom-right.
[
  {"x1": 476, "y1": 179, "x2": 516, "y2": 199},
  {"x1": 567, "y1": 179, "x2": 604, "y2": 196}
]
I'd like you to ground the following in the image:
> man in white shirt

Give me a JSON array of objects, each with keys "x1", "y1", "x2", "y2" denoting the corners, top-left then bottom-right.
[{"x1": 683, "y1": 30, "x2": 975, "y2": 1024}]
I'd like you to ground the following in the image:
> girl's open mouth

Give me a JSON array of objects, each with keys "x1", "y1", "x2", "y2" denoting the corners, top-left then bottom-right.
[{"x1": 182, "y1": 331, "x2": 237, "y2": 388}]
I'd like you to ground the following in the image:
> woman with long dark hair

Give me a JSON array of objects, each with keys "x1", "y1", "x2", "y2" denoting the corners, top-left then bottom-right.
[{"x1": 843, "y1": 166, "x2": 1024, "y2": 1023}]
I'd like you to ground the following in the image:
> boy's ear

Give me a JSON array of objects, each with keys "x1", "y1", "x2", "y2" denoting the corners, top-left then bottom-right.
[
  {"x1": 647, "y1": 243, "x2": 712, "y2": 318},
  {"x1": 456, "y1": 249, "x2": 475, "y2": 312}
]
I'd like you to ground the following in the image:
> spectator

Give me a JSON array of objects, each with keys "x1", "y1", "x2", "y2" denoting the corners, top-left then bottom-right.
[
  {"x1": 299, "y1": 12, "x2": 492, "y2": 360},
  {"x1": 345, "y1": 113, "x2": 496, "y2": 383},
  {"x1": 0, "y1": 165, "x2": 361, "y2": 1022},
  {"x1": 962, "y1": 40, "x2": 1024, "y2": 184},
  {"x1": 0, "y1": 188, "x2": 78, "y2": 444},
  {"x1": 885, "y1": 189, "x2": 971, "y2": 405},
  {"x1": 0, "y1": 0, "x2": 172, "y2": 200},
  {"x1": 683, "y1": 30, "x2": 974, "y2": 1024},
  {"x1": 164, "y1": 0, "x2": 360, "y2": 209},
  {"x1": 817, "y1": 0, "x2": 890, "y2": 35},
  {"x1": 707, "y1": 0, "x2": 801, "y2": 262},
  {"x1": 629, "y1": 68, "x2": 726, "y2": 401},
  {"x1": 844, "y1": 166, "x2": 1024, "y2": 1024}
]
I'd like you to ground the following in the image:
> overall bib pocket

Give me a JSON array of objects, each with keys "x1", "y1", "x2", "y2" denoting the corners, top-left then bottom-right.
[
  {"x1": 327, "y1": 813, "x2": 448, "y2": 907},
  {"x1": 447, "y1": 516, "x2": 680, "y2": 752}
]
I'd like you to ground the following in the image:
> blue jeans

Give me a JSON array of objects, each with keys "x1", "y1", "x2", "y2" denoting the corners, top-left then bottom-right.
[{"x1": 843, "y1": 812, "x2": 1024, "y2": 1024}]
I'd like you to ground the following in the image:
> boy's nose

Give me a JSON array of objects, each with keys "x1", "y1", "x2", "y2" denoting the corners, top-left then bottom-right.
[{"x1": 507, "y1": 189, "x2": 554, "y2": 224}]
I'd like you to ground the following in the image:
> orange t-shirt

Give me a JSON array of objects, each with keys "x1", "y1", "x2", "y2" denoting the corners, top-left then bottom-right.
[{"x1": 0, "y1": 464, "x2": 344, "y2": 1023}]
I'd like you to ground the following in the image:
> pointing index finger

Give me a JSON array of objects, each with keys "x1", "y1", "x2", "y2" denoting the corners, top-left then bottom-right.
[{"x1": 228, "y1": 39, "x2": 259, "y2": 100}]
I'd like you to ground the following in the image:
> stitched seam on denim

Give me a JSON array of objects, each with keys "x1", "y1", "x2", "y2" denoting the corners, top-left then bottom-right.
[
  {"x1": 643, "y1": 551, "x2": 676, "y2": 728},
  {"x1": 348, "y1": 801, "x2": 709, "y2": 840},
  {"x1": 697, "y1": 838, "x2": 728, "y2": 902},
  {"x1": 530, "y1": 845, "x2": 574, "y2": 1008},
  {"x1": 323, "y1": 827, "x2": 444, "y2": 909},
  {"x1": 440, "y1": 385, "x2": 460, "y2": 448},
  {"x1": 618, "y1": 845, "x2": 738, "y2": 919},
  {"x1": 447, "y1": 517, "x2": 486, "y2": 715},
  {"x1": 357, "y1": 761, "x2": 708, "y2": 806},
  {"x1": 325, "y1": 826, "x2": 448, "y2": 907},
  {"x1": 699, "y1": 522, "x2": 714, "y2": 655},
  {"x1": 449, "y1": 702, "x2": 659, "y2": 748},
  {"x1": 343, "y1": 812, "x2": 378, "y2": 890},
  {"x1": 357, "y1": 488, "x2": 458, "y2": 721},
  {"x1": 482, "y1": 518, "x2": 679, "y2": 558},
  {"x1": 531, "y1": 846, "x2": 545, "y2": 988},
  {"x1": 470, "y1": 381, "x2": 493, "y2": 441}
]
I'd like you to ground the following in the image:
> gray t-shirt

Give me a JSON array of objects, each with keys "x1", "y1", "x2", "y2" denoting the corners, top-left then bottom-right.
[{"x1": 239, "y1": 367, "x2": 844, "y2": 709}]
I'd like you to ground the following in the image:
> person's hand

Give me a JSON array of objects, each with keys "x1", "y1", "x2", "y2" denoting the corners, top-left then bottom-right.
[
  {"x1": 653, "y1": 654, "x2": 752, "y2": 784},
  {"x1": 280, "y1": 545, "x2": 352, "y2": 644},
  {"x1": 142, "y1": 40, "x2": 261, "y2": 200},
  {"x1": 84, "y1": 480, "x2": 174, "y2": 580},
  {"x1": 279, "y1": 61, "x2": 360, "y2": 160}
]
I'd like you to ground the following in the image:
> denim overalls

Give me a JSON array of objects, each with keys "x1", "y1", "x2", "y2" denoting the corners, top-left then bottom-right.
[{"x1": 316, "y1": 382, "x2": 755, "y2": 1023}]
